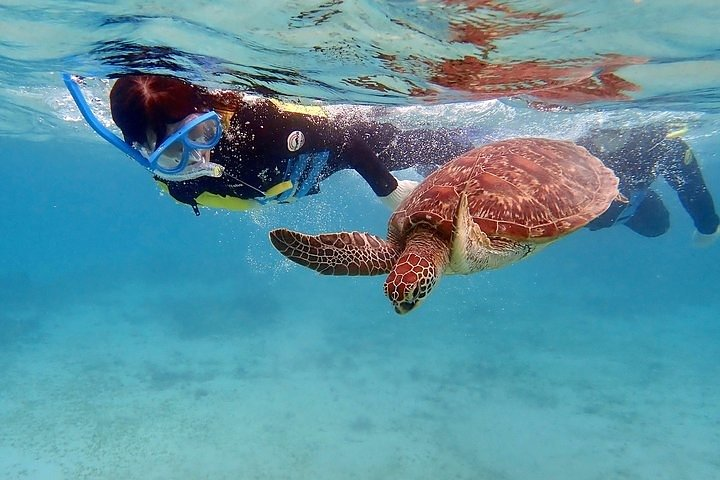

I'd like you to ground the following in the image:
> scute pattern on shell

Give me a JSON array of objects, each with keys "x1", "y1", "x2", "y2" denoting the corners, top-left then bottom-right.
[{"x1": 389, "y1": 138, "x2": 619, "y2": 242}]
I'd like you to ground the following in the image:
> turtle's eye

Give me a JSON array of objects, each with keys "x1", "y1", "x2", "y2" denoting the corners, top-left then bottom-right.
[{"x1": 407, "y1": 284, "x2": 420, "y2": 301}]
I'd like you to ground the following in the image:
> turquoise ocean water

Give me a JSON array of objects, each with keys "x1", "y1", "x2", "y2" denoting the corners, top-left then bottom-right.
[{"x1": 2, "y1": 1, "x2": 719, "y2": 479}]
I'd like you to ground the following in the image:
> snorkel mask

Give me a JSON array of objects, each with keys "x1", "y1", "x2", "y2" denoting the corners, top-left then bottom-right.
[{"x1": 63, "y1": 73, "x2": 224, "y2": 181}]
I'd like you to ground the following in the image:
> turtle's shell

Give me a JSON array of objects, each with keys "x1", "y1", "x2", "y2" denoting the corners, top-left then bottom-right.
[{"x1": 390, "y1": 138, "x2": 619, "y2": 243}]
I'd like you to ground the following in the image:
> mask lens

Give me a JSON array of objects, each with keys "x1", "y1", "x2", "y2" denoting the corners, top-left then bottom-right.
[
  {"x1": 155, "y1": 142, "x2": 184, "y2": 170},
  {"x1": 184, "y1": 116, "x2": 220, "y2": 148}
]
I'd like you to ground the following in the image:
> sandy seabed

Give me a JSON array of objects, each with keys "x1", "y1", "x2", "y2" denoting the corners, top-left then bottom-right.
[{"x1": 1, "y1": 268, "x2": 718, "y2": 480}]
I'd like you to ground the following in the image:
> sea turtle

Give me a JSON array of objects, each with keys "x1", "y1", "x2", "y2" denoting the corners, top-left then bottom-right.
[{"x1": 269, "y1": 138, "x2": 620, "y2": 314}]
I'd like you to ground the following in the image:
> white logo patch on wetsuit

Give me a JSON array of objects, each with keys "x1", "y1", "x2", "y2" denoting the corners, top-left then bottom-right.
[{"x1": 287, "y1": 131, "x2": 305, "y2": 152}]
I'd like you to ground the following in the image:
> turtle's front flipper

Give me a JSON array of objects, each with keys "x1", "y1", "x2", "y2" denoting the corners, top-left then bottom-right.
[
  {"x1": 269, "y1": 229, "x2": 398, "y2": 275},
  {"x1": 449, "y1": 192, "x2": 492, "y2": 274},
  {"x1": 450, "y1": 193, "x2": 536, "y2": 273}
]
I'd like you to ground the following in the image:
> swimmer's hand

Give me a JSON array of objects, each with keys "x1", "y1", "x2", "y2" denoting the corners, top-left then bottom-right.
[
  {"x1": 692, "y1": 225, "x2": 720, "y2": 248},
  {"x1": 379, "y1": 179, "x2": 419, "y2": 210}
]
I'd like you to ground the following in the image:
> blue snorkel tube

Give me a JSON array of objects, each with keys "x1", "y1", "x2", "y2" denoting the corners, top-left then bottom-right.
[
  {"x1": 62, "y1": 73, "x2": 224, "y2": 181},
  {"x1": 63, "y1": 73, "x2": 153, "y2": 170}
]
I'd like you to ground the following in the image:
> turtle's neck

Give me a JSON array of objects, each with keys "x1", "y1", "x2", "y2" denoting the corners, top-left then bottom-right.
[{"x1": 403, "y1": 227, "x2": 451, "y2": 273}]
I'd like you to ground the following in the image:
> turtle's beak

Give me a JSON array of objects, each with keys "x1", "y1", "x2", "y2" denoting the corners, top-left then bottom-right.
[{"x1": 394, "y1": 301, "x2": 417, "y2": 315}]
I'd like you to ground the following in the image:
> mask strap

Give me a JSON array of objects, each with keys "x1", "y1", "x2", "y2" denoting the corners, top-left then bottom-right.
[{"x1": 62, "y1": 73, "x2": 152, "y2": 171}]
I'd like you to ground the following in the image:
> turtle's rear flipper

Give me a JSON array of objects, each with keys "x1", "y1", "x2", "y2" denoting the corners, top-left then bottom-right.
[{"x1": 269, "y1": 229, "x2": 397, "y2": 275}]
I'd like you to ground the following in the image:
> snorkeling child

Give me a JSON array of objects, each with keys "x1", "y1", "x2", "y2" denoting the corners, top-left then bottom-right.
[
  {"x1": 65, "y1": 74, "x2": 473, "y2": 216},
  {"x1": 576, "y1": 123, "x2": 719, "y2": 245}
]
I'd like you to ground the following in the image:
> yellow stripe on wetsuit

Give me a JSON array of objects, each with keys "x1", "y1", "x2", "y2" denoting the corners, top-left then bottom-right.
[
  {"x1": 269, "y1": 98, "x2": 328, "y2": 118},
  {"x1": 664, "y1": 124, "x2": 696, "y2": 165},
  {"x1": 156, "y1": 180, "x2": 298, "y2": 211}
]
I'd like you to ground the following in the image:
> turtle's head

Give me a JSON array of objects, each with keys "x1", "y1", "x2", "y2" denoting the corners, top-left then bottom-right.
[{"x1": 384, "y1": 252, "x2": 440, "y2": 314}]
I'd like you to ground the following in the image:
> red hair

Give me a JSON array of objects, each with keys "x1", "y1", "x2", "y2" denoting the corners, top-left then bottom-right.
[{"x1": 110, "y1": 75, "x2": 212, "y2": 147}]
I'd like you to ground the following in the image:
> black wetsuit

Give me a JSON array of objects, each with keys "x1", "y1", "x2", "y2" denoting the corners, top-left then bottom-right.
[
  {"x1": 159, "y1": 98, "x2": 472, "y2": 214},
  {"x1": 577, "y1": 125, "x2": 719, "y2": 237}
]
